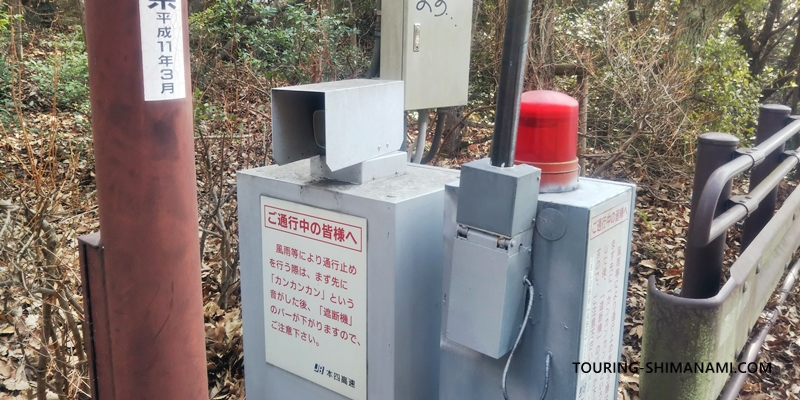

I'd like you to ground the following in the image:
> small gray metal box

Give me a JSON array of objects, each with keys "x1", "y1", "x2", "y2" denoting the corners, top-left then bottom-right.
[
  {"x1": 272, "y1": 80, "x2": 404, "y2": 171},
  {"x1": 445, "y1": 227, "x2": 533, "y2": 358},
  {"x1": 238, "y1": 160, "x2": 459, "y2": 400},
  {"x1": 456, "y1": 158, "x2": 540, "y2": 237},
  {"x1": 381, "y1": 0, "x2": 473, "y2": 110}
]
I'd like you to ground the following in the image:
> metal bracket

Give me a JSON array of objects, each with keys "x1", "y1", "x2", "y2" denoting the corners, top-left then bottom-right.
[
  {"x1": 735, "y1": 148, "x2": 764, "y2": 169},
  {"x1": 783, "y1": 149, "x2": 800, "y2": 164},
  {"x1": 729, "y1": 195, "x2": 754, "y2": 216},
  {"x1": 310, "y1": 151, "x2": 407, "y2": 184},
  {"x1": 78, "y1": 232, "x2": 112, "y2": 400}
]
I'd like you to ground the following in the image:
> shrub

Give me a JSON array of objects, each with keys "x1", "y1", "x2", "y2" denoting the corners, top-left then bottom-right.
[
  {"x1": 23, "y1": 27, "x2": 90, "y2": 114},
  {"x1": 1, "y1": 5, "x2": 12, "y2": 100},
  {"x1": 190, "y1": 0, "x2": 367, "y2": 87},
  {"x1": 0, "y1": 5, "x2": 16, "y2": 124},
  {"x1": 557, "y1": 1, "x2": 699, "y2": 178},
  {"x1": 691, "y1": 19, "x2": 762, "y2": 142}
]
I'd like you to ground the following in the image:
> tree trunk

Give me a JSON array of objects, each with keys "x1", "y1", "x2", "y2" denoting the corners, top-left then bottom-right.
[{"x1": 441, "y1": 107, "x2": 464, "y2": 155}]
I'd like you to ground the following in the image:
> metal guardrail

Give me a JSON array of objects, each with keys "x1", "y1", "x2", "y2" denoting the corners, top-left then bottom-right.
[
  {"x1": 689, "y1": 119, "x2": 800, "y2": 248},
  {"x1": 639, "y1": 105, "x2": 800, "y2": 399}
]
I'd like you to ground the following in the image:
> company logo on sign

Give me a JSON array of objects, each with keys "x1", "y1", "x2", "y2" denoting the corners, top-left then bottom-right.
[{"x1": 264, "y1": 206, "x2": 363, "y2": 252}]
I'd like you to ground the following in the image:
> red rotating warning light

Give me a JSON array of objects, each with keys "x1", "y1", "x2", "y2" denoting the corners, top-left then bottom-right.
[{"x1": 515, "y1": 90, "x2": 579, "y2": 192}]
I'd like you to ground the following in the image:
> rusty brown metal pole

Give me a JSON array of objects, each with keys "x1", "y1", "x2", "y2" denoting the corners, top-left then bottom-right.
[
  {"x1": 80, "y1": 0, "x2": 208, "y2": 398},
  {"x1": 741, "y1": 104, "x2": 792, "y2": 251},
  {"x1": 682, "y1": 132, "x2": 739, "y2": 299}
]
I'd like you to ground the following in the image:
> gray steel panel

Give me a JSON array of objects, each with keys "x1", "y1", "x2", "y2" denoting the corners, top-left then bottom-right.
[
  {"x1": 380, "y1": 1, "x2": 404, "y2": 83},
  {"x1": 456, "y1": 158, "x2": 540, "y2": 237},
  {"x1": 238, "y1": 160, "x2": 458, "y2": 400},
  {"x1": 272, "y1": 80, "x2": 404, "y2": 171},
  {"x1": 440, "y1": 178, "x2": 635, "y2": 400},
  {"x1": 380, "y1": 0, "x2": 473, "y2": 110}
]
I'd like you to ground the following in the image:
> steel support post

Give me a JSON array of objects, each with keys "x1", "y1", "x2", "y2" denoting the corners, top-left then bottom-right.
[
  {"x1": 682, "y1": 133, "x2": 740, "y2": 299},
  {"x1": 80, "y1": 0, "x2": 209, "y2": 398},
  {"x1": 741, "y1": 104, "x2": 792, "y2": 251},
  {"x1": 489, "y1": 0, "x2": 533, "y2": 167}
]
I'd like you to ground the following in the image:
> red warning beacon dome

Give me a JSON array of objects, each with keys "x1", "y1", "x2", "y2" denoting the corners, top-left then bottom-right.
[{"x1": 515, "y1": 90, "x2": 580, "y2": 192}]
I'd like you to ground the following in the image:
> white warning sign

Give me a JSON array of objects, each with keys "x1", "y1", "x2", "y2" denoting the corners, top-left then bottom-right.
[
  {"x1": 261, "y1": 196, "x2": 367, "y2": 400},
  {"x1": 138, "y1": 0, "x2": 186, "y2": 101},
  {"x1": 577, "y1": 194, "x2": 632, "y2": 400}
]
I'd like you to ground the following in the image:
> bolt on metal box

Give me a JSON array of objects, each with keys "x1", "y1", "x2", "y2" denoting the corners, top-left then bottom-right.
[
  {"x1": 271, "y1": 79, "x2": 404, "y2": 171},
  {"x1": 380, "y1": 0, "x2": 473, "y2": 110},
  {"x1": 238, "y1": 160, "x2": 459, "y2": 400},
  {"x1": 440, "y1": 178, "x2": 635, "y2": 400}
]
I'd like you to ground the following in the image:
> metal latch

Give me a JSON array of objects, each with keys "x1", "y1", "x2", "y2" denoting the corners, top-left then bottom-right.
[{"x1": 413, "y1": 24, "x2": 421, "y2": 52}]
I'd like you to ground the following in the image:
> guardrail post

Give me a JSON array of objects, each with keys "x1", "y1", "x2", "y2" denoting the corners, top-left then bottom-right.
[
  {"x1": 741, "y1": 104, "x2": 792, "y2": 251},
  {"x1": 682, "y1": 133, "x2": 740, "y2": 299}
]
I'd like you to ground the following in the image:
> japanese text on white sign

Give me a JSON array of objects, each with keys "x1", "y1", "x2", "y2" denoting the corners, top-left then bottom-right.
[
  {"x1": 139, "y1": 0, "x2": 186, "y2": 101},
  {"x1": 577, "y1": 195, "x2": 631, "y2": 400},
  {"x1": 261, "y1": 197, "x2": 367, "y2": 400}
]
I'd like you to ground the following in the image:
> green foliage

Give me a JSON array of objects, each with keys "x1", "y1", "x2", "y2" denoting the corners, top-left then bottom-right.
[
  {"x1": 23, "y1": 28, "x2": 90, "y2": 114},
  {"x1": 547, "y1": 0, "x2": 766, "y2": 177},
  {"x1": 557, "y1": 1, "x2": 694, "y2": 151},
  {"x1": 692, "y1": 22, "x2": 762, "y2": 142},
  {"x1": 467, "y1": 1, "x2": 502, "y2": 110},
  {"x1": 0, "y1": 5, "x2": 15, "y2": 124},
  {"x1": 0, "y1": 5, "x2": 12, "y2": 100},
  {"x1": 190, "y1": 0, "x2": 367, "y2": 86}
]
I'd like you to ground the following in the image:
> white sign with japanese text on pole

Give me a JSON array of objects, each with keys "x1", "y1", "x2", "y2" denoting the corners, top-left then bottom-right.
[
  {"x1": 261, "y1": 196, "x2": 367, "y2": 400},
  {"x1": 139, "y1": 0, "x2": 186, "y2": 101}
]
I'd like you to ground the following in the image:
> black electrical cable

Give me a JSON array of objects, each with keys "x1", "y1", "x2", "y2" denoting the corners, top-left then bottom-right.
[{"x1": 502, "y1": 276, "x2": 534, "y2": 400}]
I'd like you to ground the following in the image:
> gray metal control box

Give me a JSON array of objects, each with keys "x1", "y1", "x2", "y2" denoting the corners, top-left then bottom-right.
[
  {"x1": 440, "y1": 178, "x2": 635, "y2": 400},
  {"x1": 381, "y1": 0, "x2": 473, "y2": 110},
  {"x1": 238, "y1": 160, "x2": 459, "y2": 400}
]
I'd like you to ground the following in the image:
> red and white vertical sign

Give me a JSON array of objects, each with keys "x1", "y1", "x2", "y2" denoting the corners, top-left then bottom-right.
[
  {"x1": 261, "y1": 196, "x2": 367, "y2": 400},
  {"x1": 139, "y1": 0, "x2": 186, "y2": 101},
  {"x1": 577, "y1": 194, "x2": 632, "y2": 400}
]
